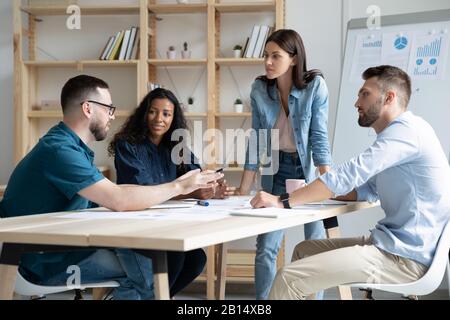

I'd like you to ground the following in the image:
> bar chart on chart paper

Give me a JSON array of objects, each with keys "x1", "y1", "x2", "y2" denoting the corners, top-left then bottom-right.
[{"x1": 408, "y1": 32, "x2": 449, "y2": 79}]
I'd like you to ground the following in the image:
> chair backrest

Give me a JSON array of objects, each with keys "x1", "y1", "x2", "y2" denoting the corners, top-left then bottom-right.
[
  {"x1": 351, "y1": 218, "x2": 450, "y2": 296},
  {"x1": 413, "y1": 218, "x2": 450, "y2": 295}
]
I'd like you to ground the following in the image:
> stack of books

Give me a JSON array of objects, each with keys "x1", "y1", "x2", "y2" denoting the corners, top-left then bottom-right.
[
  {"x1": 241, "y1": 25, "x2": 274, "y2": 58},
  {"x1": 99, "y1": 27, "x2": 140, "y2": 61}
]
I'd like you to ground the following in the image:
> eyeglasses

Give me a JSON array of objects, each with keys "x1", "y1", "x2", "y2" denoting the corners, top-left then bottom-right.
[{"x1": 81, "y1": 100, "x2": 116, "y2": 116}]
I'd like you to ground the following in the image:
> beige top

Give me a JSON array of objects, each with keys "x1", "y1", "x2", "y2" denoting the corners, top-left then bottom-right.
[{"x1": 273, "y1": 107, "x2": 297, "y2": 153}]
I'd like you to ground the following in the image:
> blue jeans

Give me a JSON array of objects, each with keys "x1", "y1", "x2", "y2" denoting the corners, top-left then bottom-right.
[
  {"x1": 40, "y1": 248, "x2": 206, "y2": 300},
  {"x1": 255, "y1": 151, "x2": 325, "y2": 300},
  {"x1": 41, "y1": 249, "x2": 155, "y2": 300}
]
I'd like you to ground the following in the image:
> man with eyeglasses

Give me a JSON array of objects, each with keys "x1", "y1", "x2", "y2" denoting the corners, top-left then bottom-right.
[{"x1": 0, "y1": 75, "x2": 223, "y2": 300}]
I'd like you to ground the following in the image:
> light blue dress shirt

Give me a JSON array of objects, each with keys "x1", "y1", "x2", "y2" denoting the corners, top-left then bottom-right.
[
  {"x1": 320, "y1": 111, "x2": 450, "y2": 266},
  {"x1": 244, "y1": 76, "x2": 332, "y2": 192}
]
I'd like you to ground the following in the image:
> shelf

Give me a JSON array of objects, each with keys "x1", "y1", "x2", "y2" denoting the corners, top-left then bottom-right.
[
  {"x1": 215, "y1": 58, "x2": 264, "y2": 66},
  {"x1": 148, "y1": 59, "x2": 207, "y2": 66},
  {"x1": 223, "y1": 167, "x2": 244, "y2": 172},
  {"x1": 215, "y1": 2, "x2": 276, "y2": 13},
  {"x1": 148, "y1": 4, "x2": 207, "y2": 14},
  {"x1": 184, "y1": 112, "x2": 207, "y2": 118},
  {"x1": 24, "y1": 60, "x2": 139, "y2": 68},
  {"x1": 21, "y1": 5, "x2": 140, "y2": 16},
  {"x1": 28, "y1": 110, "x2": 206, "y2": 119},
  {"x1": 216, "y1": 112, "x2": 251, "y2": 118}
]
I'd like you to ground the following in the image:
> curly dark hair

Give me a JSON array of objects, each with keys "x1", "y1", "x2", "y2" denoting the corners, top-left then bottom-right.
[
  {"x1": 108, "y1": 88, "x2": 188, "y2": 157},
  {"x1": 257, "y1": 29, "x2": 323, "y2": 99}
]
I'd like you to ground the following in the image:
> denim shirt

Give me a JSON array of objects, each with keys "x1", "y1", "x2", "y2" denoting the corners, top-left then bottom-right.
[
  {"x1": 114, "y1": 139, "x2": 201, "y2": 186},
  {"x1": 244, "y1": 76, "x2": 332, "y2": 191}
]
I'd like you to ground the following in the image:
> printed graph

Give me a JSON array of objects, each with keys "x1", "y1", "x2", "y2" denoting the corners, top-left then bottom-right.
[{"x1": 408, "y1": 33, "x2": 449, "y2": 79}]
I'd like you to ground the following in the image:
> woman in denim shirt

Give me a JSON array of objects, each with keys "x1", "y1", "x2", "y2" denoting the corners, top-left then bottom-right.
[
  {"x1": 237, "y1": 29, "x2": 332, "y2": 299},
  {"x1": 108, "y1": 88, "x2": 228, "y2": 297}
]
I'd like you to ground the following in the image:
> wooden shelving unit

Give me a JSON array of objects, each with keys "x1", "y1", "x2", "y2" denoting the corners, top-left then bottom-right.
[
  {"x1": 21, "y1": 4, "x2": 140, "y2": 16},
  {"x1": 147, "y1": 59, "x2": 207, "y2": 66},
  {"x1": 14, "y1": 0, "x2": 285, "y2": 299}
]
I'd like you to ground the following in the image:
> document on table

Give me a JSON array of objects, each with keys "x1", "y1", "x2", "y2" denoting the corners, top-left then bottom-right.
[
  {"x1": 229, "y1": 207, "x2": 315, "y2": 218},
  {"x1": 229, "y1": 200, "x2": 347, "y2": 218},
  {"x1": 149, "y1": 200, "x2": 195, "y2": 209},
  {"x1": 58, "y1": 205, "x2": 229, "y2": 222}
]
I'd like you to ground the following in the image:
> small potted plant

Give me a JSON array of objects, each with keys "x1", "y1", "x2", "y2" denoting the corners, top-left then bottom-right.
[
  {"x1": 167, "y1": 45, "x2": 176, "y2": 59},
  {"x1": 187, "y1": 97, "x2": 194, "y2": 110},
  {"x1": 234, "y1": 98, "x2": 243, "y2": 113},
  {"x1": 181, "y1": 42, "x2": 191, "y2": 59},
  {"x1": 233, "y1": 45, "x2": 243, "y2": 58}
]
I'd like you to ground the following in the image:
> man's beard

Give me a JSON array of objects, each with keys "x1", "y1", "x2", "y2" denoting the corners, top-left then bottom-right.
[
  {"x1": 89, "y1": 119, "x2": 108, "y2": 141},
  {"x1": 358, "y1": 98, "x2": 382, "y2": 127}
]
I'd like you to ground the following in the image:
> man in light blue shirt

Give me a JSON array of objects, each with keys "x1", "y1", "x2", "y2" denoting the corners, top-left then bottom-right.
[{"x1": 250, "y1": 65, "x2": 450, "y2": 299}]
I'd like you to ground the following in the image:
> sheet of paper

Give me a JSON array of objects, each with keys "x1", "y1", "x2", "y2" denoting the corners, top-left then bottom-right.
[
  {"x1": 303, "y1": 199, "x2": 350, "y2": 206},
  {"x1": 381, "y1": 32, "x2": 412, "y2": 71},
  {"x1": 408, "y1": 30, "x2": 449, "y2": 80},
  {"x1": 182, "y1": 196, "x2": 252, "y2": 209},
  {"x1": 350, "y1": 34, "x2": 382, "y2": 82},
  {"x1": 229, "y1": 208, "x2": 316, "y2": 218},
  {"x1": 58, "y1": 207, "x2": 229, "y2": 222},
  {"x1": 149, "y1": 200, "x2": 195, "y2": 209}
]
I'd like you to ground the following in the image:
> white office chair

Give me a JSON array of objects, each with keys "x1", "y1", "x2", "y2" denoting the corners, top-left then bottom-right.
[
  {"x1": 14, "y1": 271, "x2": 120, "y2": 300},
  {"x1": 0, "y1": 242, "x2": 119, "y2": 300},
  {"x1": 350, "y1": 219, "x2": 450, "y2": 299}
]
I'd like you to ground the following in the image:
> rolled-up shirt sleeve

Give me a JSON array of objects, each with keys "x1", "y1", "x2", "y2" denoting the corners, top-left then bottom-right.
[{"x1": 319, "y1": 123, "x2": 419, "y2": 196}]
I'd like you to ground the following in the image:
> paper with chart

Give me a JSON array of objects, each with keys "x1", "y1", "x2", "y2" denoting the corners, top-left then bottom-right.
[
  {"x1": 350, "y1": 34, "x2": 382, "y2": 82},
  {"x1": 381, "y1": 32, "x2": 412, "y2": 71},
  {"x1": 408, "y1": 31, "x2": 449, "y2": 80}
]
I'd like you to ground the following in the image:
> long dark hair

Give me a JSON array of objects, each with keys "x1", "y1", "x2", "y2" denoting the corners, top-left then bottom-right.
[
  {"x1": 257, "y1": 29, "x2": 323, "y2": 98},
  {"x1": 108, "y1": 88, "x2": 187, "y2": 156}
]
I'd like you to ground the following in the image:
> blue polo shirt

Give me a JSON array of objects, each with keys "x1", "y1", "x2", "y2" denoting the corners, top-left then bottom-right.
[{"x1": 0, "y1": 122, "x2": 104, "y2": 282}]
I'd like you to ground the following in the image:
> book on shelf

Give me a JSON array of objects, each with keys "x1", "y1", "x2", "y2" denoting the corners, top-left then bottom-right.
[
  {"x1": 126, "y1": 27, "x2": 138, "y2": 60},
  {"x1": 118, "y1": 29, "x2": 131, "y2": 61},
  {"x1": 99, "y1": 27, "x2": 139, "y2": 61},
  {"x1": 260, "y1": 26, "x2": 275, "y2": 58},
  {"x1": 241, "y1": 37, "x2": 249, "y2": 58},
  {"x1": 133, "y1": 36, "x2": 140, "y2": 60},
  {"x1": 103, "y1": 31, "x2": 120, "y2": 60},
  {"x1": 253, "y1": 25, "x2": 270, "y2": 58},
  {"x1": 99, "y1": 36, "x2": 115, "y2": 60},
  {"x1": 109, "y1": 30, "x2": 124, "y2": 60},
  {"x1": 245, "y1": 25, "x2": 261, "y2": 58}
]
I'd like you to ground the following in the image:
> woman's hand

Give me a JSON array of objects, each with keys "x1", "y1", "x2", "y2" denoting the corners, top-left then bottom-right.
[
  {"x1": 250, "y1": 191, "x2": 283, "y2": 208},
  {"x1": 175, "y1": 169, "x2": 223, "y2": 195},
  {"x1": 213, "y1": 180, "x2": 237, "y2": 199},
  {"x1": 192, "y1": 187, "x2": 214, "y2": 200}
]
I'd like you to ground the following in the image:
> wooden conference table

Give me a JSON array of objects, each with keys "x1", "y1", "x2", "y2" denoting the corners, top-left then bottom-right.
[{"x1": 0, "y1": 198, "x2": 375, "y2": 300}]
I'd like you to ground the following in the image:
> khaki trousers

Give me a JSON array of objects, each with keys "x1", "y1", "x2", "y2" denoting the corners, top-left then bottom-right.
[{"x1": 268, "y1": 236, "x2": 427, "y2": 300}]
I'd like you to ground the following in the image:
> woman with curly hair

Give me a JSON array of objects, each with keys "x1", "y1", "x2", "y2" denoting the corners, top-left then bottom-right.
[{"x1": 109, "y1": 88, "x2": 230, "y2": 297}]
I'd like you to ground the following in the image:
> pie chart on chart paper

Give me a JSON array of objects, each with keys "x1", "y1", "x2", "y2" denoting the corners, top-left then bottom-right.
[{"x1": 394, "y1": 36, "x2": 408, "y2": 50}]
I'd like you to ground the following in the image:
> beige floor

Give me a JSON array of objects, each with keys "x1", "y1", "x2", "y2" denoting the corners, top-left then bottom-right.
[{"x1": 22, "y1": 286, "x2": 450, "y2": 300}]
